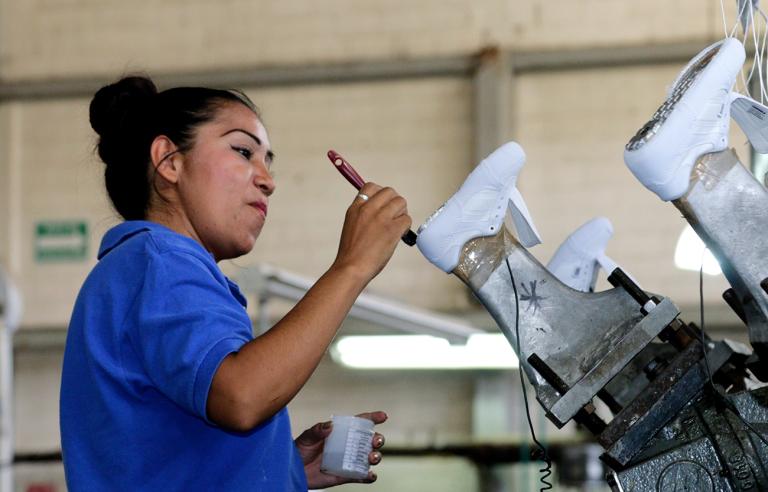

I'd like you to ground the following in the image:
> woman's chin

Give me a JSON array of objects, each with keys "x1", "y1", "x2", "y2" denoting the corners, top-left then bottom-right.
[
  {"x1": 237, "y1": 231, "x2": 261, "y2": 256},
  {"x1": 213, "y1": 234, "x2": 259, "y2": 262}
]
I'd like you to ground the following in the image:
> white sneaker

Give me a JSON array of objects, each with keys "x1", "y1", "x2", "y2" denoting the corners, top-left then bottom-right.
[
  {"x1": 624, "y1": 38, "x2": 746, "y2": 201},
  {"x1": 416, "y1": 142, "x2": 541, "y2": 273},
  {"x1": 546, "y1": 217, "x2": 618, "y2": 293}
]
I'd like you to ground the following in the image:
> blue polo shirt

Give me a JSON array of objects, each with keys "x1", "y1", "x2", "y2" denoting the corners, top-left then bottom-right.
[{"x1": 60, "y1": 221, "x2": 307, "y2": 491}]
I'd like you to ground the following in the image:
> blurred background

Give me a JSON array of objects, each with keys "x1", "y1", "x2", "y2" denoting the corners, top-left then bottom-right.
[{"x1": 0, "y1": 1, "x2": 759, "y2": 490}]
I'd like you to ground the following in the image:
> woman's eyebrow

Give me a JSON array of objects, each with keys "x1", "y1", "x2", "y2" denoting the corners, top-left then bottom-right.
[
  {"x1": 221, "y1": 128, "x2": 261, "y2": 145},
  {"x1": 221, "y1": 128, "x2": 275, "y2": 163}
]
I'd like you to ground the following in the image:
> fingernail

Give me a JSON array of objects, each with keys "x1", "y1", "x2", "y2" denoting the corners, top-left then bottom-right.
[
  {"x1": 374, "y1": 436, "x2": 385, "y2": 447},
  {"x1": 322, "y1": 421, "x2": 332, "y2": 430},
  {"x1": 370, "y1": 473, "x2": 378, "y2": 482}
]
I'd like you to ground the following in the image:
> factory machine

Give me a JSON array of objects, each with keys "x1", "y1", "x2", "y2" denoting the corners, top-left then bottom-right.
[
  {"x1": 459, "y1": 158, "x2": 768, "y2": 490},
  {"x1": 453, "y1": 39, "x2": 768, "y2": 490}
]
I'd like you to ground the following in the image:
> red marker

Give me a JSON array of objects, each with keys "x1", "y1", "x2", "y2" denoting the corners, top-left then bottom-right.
[{"x1": 327, "y1": 150, "x2": 417, "y2": 246}]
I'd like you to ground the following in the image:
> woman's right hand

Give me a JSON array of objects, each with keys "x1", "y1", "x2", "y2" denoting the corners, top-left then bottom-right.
[{"x1": 332, "y1": 182, "x2": 412, "y2": 284}]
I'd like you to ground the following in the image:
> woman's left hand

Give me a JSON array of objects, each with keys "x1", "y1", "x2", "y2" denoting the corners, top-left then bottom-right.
[{"x1": 295, "y1": 411, "x2": 387, "y2": 489}]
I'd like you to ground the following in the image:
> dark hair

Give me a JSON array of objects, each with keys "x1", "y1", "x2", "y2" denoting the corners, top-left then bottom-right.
[{"x1": 89, "y1": 75, "x2": 260, "y2": 220}]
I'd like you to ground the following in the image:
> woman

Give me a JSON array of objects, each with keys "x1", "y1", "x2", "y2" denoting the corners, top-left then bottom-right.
[{"x1": 59, "y1": 76, "x2": 412, "y2": 491}]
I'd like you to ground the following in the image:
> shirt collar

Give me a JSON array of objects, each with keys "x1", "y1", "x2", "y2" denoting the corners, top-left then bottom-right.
[
  {"x1": 98, "y1": 221, "x2": 246, "y2": 306},
  {"x1": 98, "y1": 221, "x2": 211, "y2": 260}
]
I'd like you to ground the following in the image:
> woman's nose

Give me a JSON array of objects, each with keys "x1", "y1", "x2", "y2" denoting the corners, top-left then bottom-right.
[{"x1": 255, "y1": 163, "x2": 276, "y2": 196}]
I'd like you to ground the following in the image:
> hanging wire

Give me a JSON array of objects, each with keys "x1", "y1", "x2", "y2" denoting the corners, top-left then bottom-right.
[
  {"x1": 746, "y1": 4, "x2": 768, "y2": 102},
  {"x1": 760, "y1": 9, "x2": 768, "y2": 102},
  {"x1": 744, "y1": 5, "x2": 758, "y2": 89},
  {"x1": 750, "y1": 8, "x2": 768, "y2": 102},
  {"x1": 724, "y1": 0, "x2": 768, "y2": 99},
  {"x1": 730, "y1": 0, "x2": 751, "y2": 38},
  {"x1": 733, "y1": 0, "x2": 754, "y2": 94},
  {"x1": 722, "y1": 0, "x2": 732, "y2": 38},
  {"x1": 505, "y1": 257, "x2": 553, "y2": 491}
]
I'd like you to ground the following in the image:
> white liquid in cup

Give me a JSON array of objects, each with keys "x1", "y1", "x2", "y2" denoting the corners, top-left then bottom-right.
[{"x1": 320, "y1": 415, "x2": 375, "y2": 479}]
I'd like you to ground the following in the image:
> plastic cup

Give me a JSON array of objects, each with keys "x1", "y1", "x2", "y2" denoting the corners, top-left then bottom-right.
[{"x1": 320, "y1": 415, "x2": 375, "y2": 479}]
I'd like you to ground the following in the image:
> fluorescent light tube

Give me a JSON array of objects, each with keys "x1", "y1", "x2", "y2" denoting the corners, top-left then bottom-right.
[{"x1": 331, "y1": 334, "x2": 519, "y2": 370}]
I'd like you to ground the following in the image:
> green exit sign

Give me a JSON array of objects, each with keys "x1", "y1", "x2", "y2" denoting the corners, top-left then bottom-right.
[{"x1": 35, "y1": 220, "x2": 88, "y2": 262}]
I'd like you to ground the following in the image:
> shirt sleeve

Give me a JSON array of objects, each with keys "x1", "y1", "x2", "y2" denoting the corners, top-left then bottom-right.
[{"x1": 133, "y1": 251, "x2": 253, "y2": 422}]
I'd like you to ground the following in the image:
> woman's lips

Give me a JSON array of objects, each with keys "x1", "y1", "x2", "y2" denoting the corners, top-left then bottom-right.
[{"x1": 250, "y1": 202, "x2": 268, "y2": 217}]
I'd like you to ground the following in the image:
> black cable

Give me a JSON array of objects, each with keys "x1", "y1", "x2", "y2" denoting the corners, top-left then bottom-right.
[
  {"x1": 505, "y1": 257, "x2": 553, "y2": 491},
  {"x1": 699, "y1": 262, "x2": 716, "y2": 389},
  {"x1": 697, "y1": 263, "x2": 768, "y2": 448}
]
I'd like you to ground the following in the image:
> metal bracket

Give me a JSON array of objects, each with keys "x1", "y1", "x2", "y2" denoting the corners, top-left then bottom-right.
[{"x1": 547, "y1": 299, "x2": 679, "y2": 426}]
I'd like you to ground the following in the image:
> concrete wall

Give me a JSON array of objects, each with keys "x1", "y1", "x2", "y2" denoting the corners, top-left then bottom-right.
[
  {"x1": 1, "y1": 100, "x2": 111, "y2": 328},
  {"x1": 0, "y1": 0, "x2": 724, "y2": 80}
]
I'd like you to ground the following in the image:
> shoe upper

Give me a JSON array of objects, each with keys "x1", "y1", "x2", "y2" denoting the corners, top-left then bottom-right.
[
  {"x1": 416, "y1": 142, "x2": 529, "y2": 273},
  {"x1": 624, "y1": 38, "x2": 746, "y2": 201}
]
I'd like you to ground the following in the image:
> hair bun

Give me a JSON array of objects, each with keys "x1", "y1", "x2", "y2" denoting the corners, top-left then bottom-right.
[{"x1": 89, "y1": 76, "x2": 158, "y2": 138}]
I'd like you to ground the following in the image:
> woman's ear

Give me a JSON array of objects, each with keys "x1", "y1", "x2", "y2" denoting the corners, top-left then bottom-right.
[{"x1": 150, "y1": 135, "x2": 181, "y2": 184}]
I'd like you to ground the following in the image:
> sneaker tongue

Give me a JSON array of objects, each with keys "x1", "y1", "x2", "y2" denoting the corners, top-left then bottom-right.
[
  {"x1": 507, "y1": 188, "x2": 542, "y2": 248},
  {"x1": 731, "y1": 94, "x2": 768, "y2": 153}
]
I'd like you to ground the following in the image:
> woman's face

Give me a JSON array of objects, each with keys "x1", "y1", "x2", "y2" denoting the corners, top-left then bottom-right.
[{"x1": 176, "y1": 102, "x2": 276, "y2": 261}]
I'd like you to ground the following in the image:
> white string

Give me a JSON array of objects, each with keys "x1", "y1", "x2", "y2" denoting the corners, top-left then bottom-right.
[
  {"x1": 722, "y1": 0, "x2": 731, "y2": 38},
  {"x1": 728, "y1": 0, "x2": 751, "y2": 96},
  {"x1": 730, "y1": 0, "x2": 747, "y2": 38},
  {"x1": 746, "y1": 5, "x2": 760, "y2": 95},
  {"x1": 733, "y1": 0, "x2": 750, "y2": 97},
  {"x1": 755, "y1": 7, "x2": 767, "y2": 102},
  {"x1": 751, "y1": 6, "x2": 763, "y2": 100},
  {"x1": 757, "y1": 7, "x2": 767, "y2": 100},
  {"x1": 727, "y1": 0, "x2": 768, "y2": 101},
  {"x1": 748, "y1": 4, "x2": 768, "y2": 102},
  {"x1": 739, "y1": 10, "x2": 752, "y2": 95},
  {"x1": 760, "y1": 9, "x2": 768, "y2": 101}
]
